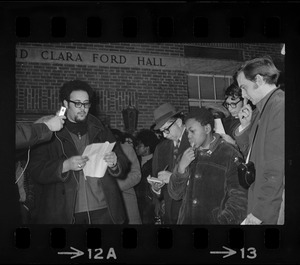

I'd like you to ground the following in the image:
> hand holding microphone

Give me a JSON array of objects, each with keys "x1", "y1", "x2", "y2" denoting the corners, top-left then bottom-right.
[{"x1": 44, "y1": 107, "x2": 66, "y2": 131}]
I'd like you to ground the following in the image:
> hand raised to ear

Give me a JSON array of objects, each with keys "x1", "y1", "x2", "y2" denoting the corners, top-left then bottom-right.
[{"x1": 238, "y1": 100, "x2": 252, "y2": 129}]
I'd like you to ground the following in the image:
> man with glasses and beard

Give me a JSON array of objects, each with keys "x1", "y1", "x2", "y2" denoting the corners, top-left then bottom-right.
[
  {"x1": 149, "y1": 103, "x2": 191, "y2": 224},
  {"x1": 27, "y1": 80, "x2": 129, "y2": 224}
]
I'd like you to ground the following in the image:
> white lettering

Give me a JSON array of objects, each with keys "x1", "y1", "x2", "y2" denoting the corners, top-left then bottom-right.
[
  {"x1": 106, "y1": 248, "x2": 117, "y2": 259},
  {"x1": 94, "y1": 248, "x2": 104, "y2": 260},
  {"x1": 87, "y1": 248, "x2": 117, "y2": 260}
]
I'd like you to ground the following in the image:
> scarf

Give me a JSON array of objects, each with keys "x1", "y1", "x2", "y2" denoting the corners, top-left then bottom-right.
[{"x1": 65, "y1": 118, "x2": 88, "y2": 138}]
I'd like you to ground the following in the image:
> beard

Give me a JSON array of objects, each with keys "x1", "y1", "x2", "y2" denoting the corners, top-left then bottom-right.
[{"x1": 75, "y1": 114, "x2": 88, "y2": 123}]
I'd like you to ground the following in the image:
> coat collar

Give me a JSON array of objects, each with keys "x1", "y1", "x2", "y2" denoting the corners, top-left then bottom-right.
[
  {"x1": 195, "y1": 133, "x2": 222, "y2": 156},
  {"x1": 256, "y1": 87, "x2": 280, "y2": 113},
  {"x1": 57, "y1": 114, "x2": 105, "y2": 141}
]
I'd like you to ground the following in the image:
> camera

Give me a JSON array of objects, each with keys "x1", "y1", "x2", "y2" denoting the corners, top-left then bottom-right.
[{"x1": 234, "y1": 157, "x2": 256, "y2": 189}]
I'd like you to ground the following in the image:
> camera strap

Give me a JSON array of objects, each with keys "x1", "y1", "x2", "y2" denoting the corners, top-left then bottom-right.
[{"x1": 246, "y1": 87, "x2": 280, "y2": 163}]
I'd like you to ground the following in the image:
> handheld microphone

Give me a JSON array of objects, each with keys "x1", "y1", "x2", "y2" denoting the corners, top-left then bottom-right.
[{"x1": 58, "y1": 106, "x2": 66, "y2": 116}]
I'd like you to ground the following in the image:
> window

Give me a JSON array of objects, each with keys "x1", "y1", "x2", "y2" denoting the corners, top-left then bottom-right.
[{"x1": 187, "y1": 74, "x2": 233, "y2": 111}]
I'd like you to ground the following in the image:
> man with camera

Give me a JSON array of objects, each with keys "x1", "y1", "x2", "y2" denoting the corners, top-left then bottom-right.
[{"x1": 235, "y1": 57, "x2": 285, "y2": 225}]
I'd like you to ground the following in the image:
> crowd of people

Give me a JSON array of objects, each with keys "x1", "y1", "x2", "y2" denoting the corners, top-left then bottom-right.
[{"x1": 15, "y1": 56, "x2": 284, "y2": 225}]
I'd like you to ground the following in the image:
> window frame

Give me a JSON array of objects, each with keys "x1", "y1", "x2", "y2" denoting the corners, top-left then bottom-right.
[{"x1": 187, "y1": 73, "x2": 233, "y2": 108}]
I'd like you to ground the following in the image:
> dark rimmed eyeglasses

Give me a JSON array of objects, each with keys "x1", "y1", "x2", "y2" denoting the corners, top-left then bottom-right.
[
  {"x1": 67, "y1": 100, "x2": 91, "y2": 109},
  {"x1": 160, "y1": 119, "x2": 177, "y2": 134},
  {"x1": 223, "y1": 99, "x2": 242, "y2": 109}
]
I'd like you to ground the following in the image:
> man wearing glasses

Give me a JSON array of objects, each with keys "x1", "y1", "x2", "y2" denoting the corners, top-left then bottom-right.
[
  {"x1": 150, "y1": 103, "x2": 191, "y2": 224},
  {"x1": 221, "y1": 83, "x2": 251, "y2": 146},
  {"x1": 27, "y1": 80, "x2": 129, "y2": 224}
]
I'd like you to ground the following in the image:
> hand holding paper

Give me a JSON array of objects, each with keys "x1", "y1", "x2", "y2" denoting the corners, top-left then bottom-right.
[
  {"x1": 82, "y1": 141, "x2": 116, "y2": 178},
  {"x1": 157, "y1": 170, "x2": 172, "y2": 184},
  {"x1": 147, "y1": 175, "x2": 165, "y2": 191},
  {"x1": 103, "y1": 151, "x2": 118, "y2": 168}
]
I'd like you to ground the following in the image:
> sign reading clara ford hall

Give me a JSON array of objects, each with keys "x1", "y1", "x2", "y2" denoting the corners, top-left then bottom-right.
[
  {"x1": 15, "y1": 46, "x2": 185, "y2": 71},
  {"x1": 16, "y1": 45, "x2": 241, "y2": 74}
]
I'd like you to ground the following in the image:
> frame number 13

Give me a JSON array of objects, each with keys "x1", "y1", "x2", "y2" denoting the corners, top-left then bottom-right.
[{"x1": 240, "y1": 247, "x2": 257, "y2": 259}]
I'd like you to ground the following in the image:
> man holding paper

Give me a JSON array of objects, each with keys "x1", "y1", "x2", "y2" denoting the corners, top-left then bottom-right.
[
  {"x1": 151, "y1": 103, "x2": 191, "y2": 224},
  {"x1": 27, "y1": 80, "x2": 129, "y2": 224}
]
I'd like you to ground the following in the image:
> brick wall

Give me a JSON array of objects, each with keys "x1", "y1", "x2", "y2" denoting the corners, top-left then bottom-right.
[{"x1": 16, "y1": 42, "x2": 284, "y2": 132}]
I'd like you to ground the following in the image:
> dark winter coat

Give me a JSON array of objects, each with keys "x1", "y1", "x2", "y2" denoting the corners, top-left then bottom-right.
[
  {"x1": 235, "y1": 89, "x2": 285, "y2": 224},
  {"x1": 152, "y1": 130, "x2": 190, "y2": 224},
  {"x1": 27, "y1": 114, "x2": 129, "y2": 224},
  {"x1": 135, "y1": 157, "x2": 157, "y2": 224},
  {"x1": 168, "y1": 134, "x2": 248, "y2": 224},
  {"x1": 16, "y1": 123, "x2": 52, "y2": 149}
]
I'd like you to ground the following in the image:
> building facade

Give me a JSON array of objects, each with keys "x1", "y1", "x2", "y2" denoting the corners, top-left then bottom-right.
[{"x1": 16, "y1": 42, "x2": 284, "y2": 131}]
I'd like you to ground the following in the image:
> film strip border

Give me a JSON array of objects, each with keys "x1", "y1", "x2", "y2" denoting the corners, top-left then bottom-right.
[
  {"x1": 9, "y1": 226, "x2": 283, "y2": 263},
  {"x1": 15, "y1": 15, "x2": 285, "y2": 40},
  {"x1": 4, "y1": 3, "x2": 299, "y2": 41},
  {"x1": 1, "y1": 2, "x2": 300, "y2": 264}
]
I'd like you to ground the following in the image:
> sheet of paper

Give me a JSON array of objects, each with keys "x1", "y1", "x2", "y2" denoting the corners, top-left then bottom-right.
[
  {"x1": 214, "y1": 118, "x2": 226, "y2": 135},
  {"x1": 82, "y1": 141, "x2": 116, "y2": 178},
  {"x1": 240, "y1": 218, "x2": 246, "y2": 225},
  {"x1": 147, "y1": 176, "x2": 163, "y2": 184}
]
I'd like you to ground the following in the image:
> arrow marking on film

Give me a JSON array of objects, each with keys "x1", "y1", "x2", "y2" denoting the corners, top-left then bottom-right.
[
  {"x1": 58, "y1": 247, "x2": 84, "y2": 259},
  {"x1": 210, "y1": 246, "x2": 237, "y2": 258}
]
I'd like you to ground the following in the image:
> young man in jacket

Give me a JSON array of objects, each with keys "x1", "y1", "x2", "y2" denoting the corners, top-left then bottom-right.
[
  {"x1": 168, "y1": 107, "x2": 248, "y2": 224},
  {"x1": 27, "y1": 80, "x2": 129, "y2": 224},
  {"x1": 235, "y1": 57, "x2": 285, "y2": 224}
]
